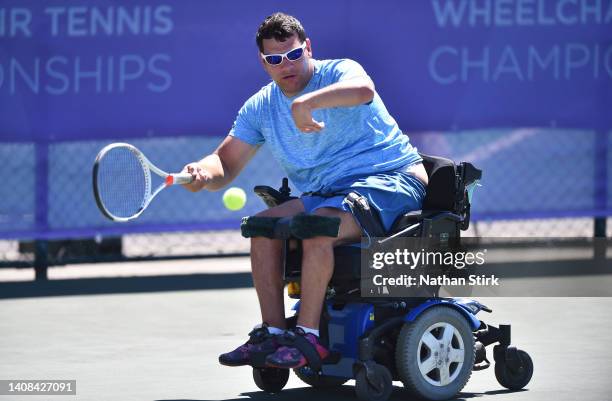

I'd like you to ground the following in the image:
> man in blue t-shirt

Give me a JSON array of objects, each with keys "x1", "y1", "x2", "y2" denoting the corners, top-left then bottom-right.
[{"x1": 182, "y1": 12, "x2": 428, "y2": 369}]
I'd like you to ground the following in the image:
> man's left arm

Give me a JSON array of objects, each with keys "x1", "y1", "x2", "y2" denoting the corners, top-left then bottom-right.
[{"x1": 291, "y1": 76, "x2": 375, "y2": 133}]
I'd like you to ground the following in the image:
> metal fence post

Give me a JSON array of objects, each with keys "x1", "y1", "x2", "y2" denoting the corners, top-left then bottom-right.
[
  {"x1": 593, "y1": 130, "x2": 608, "y2": 260},
  {"x1": 35, "y1": 140, "x2": 50, "y2": 281},
  {"x1": 34, "y1": 240, "x2": 48, "y2": 281}
]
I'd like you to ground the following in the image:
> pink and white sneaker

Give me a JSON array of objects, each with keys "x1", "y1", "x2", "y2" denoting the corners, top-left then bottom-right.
[{"x1": 218, "y1": 324, "x2": 280, "y2": 367}]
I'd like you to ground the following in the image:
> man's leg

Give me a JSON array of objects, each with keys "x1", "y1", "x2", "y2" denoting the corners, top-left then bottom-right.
[
  {"x1": 264, "y1": 207, "x2": 362, "y2": 369},
  {"x1": 219, "y1": 198, "x2": 304, "y2": 367},
  {"x1": 297, "y1": 207, "x2": 362, "y2": 329},
  {"x1": 250, "y1": 198, "x2": 304, "y2": 329}
]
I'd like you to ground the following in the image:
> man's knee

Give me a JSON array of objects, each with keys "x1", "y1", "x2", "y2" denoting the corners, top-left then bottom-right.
[
  {"x1": 302, "y1": 235, "x2": 335, "y2": 254},
  {"x1": 250, "y1": 235, "x2": 279, "y2": 249}
]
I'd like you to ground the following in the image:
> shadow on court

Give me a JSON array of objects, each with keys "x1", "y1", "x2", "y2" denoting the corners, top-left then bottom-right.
[
  {"x1": 0, "y1": 272, "x2": 253, "y2": 299},
  {"x1": 155, "y1": 385, "x2": 524, "y2": 401}
]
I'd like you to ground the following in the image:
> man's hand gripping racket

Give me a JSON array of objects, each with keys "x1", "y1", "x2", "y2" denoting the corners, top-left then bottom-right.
[{"x1": 93, "y1": 143, "x2": 197, "y2": 222}]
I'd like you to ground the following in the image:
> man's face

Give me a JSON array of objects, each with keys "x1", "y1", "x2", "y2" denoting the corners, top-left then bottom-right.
[{"x1": 260, "y1": 35, "x2": 313, "y2": 97}]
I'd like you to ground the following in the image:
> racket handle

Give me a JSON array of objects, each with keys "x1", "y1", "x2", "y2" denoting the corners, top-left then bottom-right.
[{"x1": 166, "y1": 173, "x2": 194, "y2": 186}]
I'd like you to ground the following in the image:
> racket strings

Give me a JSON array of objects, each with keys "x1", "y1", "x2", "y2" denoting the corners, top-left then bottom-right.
[{"x1": 96, "y1": 147, "x2": 150, "y2": 219}]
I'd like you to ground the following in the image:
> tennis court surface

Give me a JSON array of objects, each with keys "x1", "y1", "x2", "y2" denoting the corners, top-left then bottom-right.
[{"x1": 1, "y1": 256, "x2": 611, "y2": 401}]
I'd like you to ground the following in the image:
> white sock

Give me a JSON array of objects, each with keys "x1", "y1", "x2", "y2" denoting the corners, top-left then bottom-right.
[
  {"x1": 267, "y1": 326, "x2": 284, "y2": 335},
  {"x1": 254, "y1": 323, "x2": 284, "y2": 335},
  {"x1": 297, "y1": 325, "x2": 320, "y2": 337}
]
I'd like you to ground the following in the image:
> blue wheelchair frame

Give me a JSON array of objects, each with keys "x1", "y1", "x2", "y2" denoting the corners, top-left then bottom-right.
[{"x1": 291, "y1": 297, "x2": 483, "y2": 377}]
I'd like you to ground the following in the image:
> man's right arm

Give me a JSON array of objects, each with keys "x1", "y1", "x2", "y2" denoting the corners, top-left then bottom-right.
[{"x1": 181, "y1": 135, "x2": 258, "y2": 192}]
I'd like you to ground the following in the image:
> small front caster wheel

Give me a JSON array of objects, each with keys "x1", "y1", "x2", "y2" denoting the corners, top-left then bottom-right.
[
  {"x1": 355, "y1": 363, "x2": 393, "y2": 401},
  {"x1": 495, "y1": 349, "x2": 533, "y2": 390},
  {"x1": 253, "y1": 367, "x2": 290, "y2": 393}
]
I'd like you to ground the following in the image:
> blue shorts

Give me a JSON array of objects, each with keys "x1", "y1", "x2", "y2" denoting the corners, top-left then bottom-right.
[{"x1": 300, "y1": 164, "x2": 426, "y2": 236}]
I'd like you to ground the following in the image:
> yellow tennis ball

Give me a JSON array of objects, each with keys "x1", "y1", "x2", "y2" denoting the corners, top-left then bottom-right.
[{"x1": 222, "y1": 187, "x2": 247, "y2": 211}]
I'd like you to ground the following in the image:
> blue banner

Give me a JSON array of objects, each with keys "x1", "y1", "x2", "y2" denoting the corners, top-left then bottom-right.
[
  {"x1": 1, "y1": 0, "x2": 611, "y2": 141},
  {"x1": 0, "y1": 1, "x2": 610, "y2": 241}
]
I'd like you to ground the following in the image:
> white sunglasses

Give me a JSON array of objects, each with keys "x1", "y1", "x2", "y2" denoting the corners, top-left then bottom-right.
[{"x1": 261, "y1": 42, "x2": 307, "y2": 65}]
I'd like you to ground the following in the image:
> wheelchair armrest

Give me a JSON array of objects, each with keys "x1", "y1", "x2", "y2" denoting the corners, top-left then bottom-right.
[
  {"x1": 427, "y1": 211, "x2": 463, "y2": 222},
  {"x1": 254, "y1": 178, "x2": 296, "y2": 207},
  {"x1": 384, "y1": 210, "x2": 464, "y2": 241},
  {"x1": 389, "y1": 209, "x2": 462, "y2": 231},
  {"x1": 254, "y1": 186, "x2": 295, "y2": 207}
]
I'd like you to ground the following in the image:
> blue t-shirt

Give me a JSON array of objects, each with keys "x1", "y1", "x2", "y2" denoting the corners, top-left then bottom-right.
[{"x1": 229, "y1": 58, "x2": 421, "y2": 193}]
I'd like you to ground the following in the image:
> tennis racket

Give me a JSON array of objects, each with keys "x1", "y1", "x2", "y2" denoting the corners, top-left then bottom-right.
[{"x1": 93, "y1": 143, "x2": 193, "y2": 222}]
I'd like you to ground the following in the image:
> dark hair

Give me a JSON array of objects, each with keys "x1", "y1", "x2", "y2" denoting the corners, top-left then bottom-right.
[{"x1": 256, "y1": 12, "x2": 306, "y2": 52}]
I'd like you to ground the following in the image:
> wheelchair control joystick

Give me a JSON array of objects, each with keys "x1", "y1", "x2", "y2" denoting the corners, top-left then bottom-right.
[{"x1": 280, "y1": 178, "x2": 291, "y2": 198}]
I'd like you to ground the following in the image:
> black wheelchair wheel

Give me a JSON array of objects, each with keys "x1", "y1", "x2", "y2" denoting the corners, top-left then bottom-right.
[
  {"x1": 252, "y1": 367, "x2": 289, "y2": 393},
  {"x1": 354, "y1": 363, "x2": 393, "y2": 401},
  {"x1": 395, "y1": 306, "x2": 475, "y2": 400},
  {"x1": 294, "y1": 366, "x2": 349, "y2": 388},
  {"x1": 495, "y1": 349, "x2": 533, "y2": 390}
]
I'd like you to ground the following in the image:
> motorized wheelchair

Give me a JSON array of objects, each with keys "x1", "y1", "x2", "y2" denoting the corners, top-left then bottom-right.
[{"x1": 241, "y1": 154, "x2": 534, "y2": 401}]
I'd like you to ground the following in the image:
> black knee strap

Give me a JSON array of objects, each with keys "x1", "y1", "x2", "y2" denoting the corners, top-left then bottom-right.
[
  {"x1": 240, "y1": 214, "x2": 340, "y2": 239},
  {"x1": 290, "y1": 214, "x2": 340, "y2": 239},
  {"x1": 277, "y1": 329, "x2": 323, "y2": 371},
  {"x1": 240, "y1": 216, "x2": 281, "y2": 238}
]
